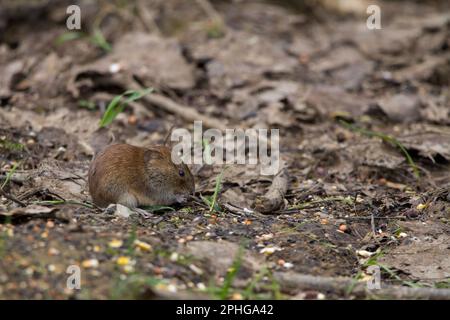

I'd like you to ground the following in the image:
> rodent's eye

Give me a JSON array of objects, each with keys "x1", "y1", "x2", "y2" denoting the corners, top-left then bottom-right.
[{"x1": 178, "y1": 169, "x2": 185, "y2": 177}]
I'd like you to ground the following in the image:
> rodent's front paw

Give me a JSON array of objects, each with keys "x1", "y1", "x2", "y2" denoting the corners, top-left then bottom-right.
[{"x1": 175, "y1": 194, "x2": 188, "y2": 204}]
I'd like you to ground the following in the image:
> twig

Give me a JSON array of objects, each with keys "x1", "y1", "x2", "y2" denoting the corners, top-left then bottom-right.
[
  {"x1": 222, "y1": 202, "x2": 262, "y2": 217},
  {"x1": 142, "y1": 93, "x2": 227, "y2": 130},
  {"x1": 135, "y1": 0, "x2": 162, "y2": 35},
  {"x1": 0, "y1": 189, "x2": 26, "y2": 207},
  {"x1": 275, "y1": 272, "x2": 450, "y2": 300},
  {"x1": 254, "y1": 166, "x2": 289, "y2": 214},
  {"x1": 195, "y1": 0, "x2": 223, "y2": 22},
  {"x1": 344, "y1": 216, "x2": 406, "y2": 220}
]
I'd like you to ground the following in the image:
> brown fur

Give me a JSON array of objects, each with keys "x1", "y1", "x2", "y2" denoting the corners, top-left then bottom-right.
[{"x1": 88, "y1": 144, "x2": 195, "y2": 208}]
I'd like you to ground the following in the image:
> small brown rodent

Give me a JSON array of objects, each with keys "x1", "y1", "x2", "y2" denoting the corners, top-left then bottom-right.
[{"x1": 88, "y1": 144, "x2": 195, "y2": 209}]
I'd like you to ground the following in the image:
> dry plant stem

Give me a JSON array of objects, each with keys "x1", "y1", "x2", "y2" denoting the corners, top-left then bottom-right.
[
  {"x1": 222, "y1": 202, "x2": 263, "y2": 217},
  {"x1": 132, "y1": 82, "x2": 272, "y2": 148},
  {"x1": 142, "y1": 93, "x2": 228, "y2": 130},
  {"x1": 195, "y1": 0, "x2": 224, "y2": 24},
  {"x1": 0, "y1": 189, "x2": 26, "y2": 207},
  {"x1": 254, "y1": 167, "x2": 289, "y2": 214},
  {"x1": 135, "y1": 0, "x2": 162, "y2": 35},
  {"x1": 275, "y1": 272, "x2": 450, "y2": 300}
]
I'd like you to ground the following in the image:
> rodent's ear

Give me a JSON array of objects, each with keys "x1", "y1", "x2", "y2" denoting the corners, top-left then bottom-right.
[
  {"x1": 144, "y1": 149, "x2": 165, "y2": 162},
  {"x1": 163, "y1": 125, "x2": 176, "y2": 146}
]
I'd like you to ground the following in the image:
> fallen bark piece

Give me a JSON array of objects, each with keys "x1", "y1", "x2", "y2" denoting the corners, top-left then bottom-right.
[
  {"x1": 0, "y1": 205, "x2": 57, "y2": 219},
  {"x1": 275, "y1": 272, "x2": 450, "y2": 300},
  {"x1": 254, "y1": 167, "x2": 289, "y2": 214}
]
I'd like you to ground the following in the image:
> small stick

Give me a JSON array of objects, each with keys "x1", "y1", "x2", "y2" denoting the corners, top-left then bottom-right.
[
  {"x1": 0, "y1": 189, "x2": 26, "y2": 207},
  {"x1": 254, "y1": 166, "x2": 289, "y2": 214},
  {"x1": 142, "y1": 93, "x2": 228, "y2": 130}
]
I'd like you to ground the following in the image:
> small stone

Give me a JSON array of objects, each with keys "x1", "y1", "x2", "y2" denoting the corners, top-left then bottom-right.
[
  {"x1": 115, "y1": 204, "x2": 132, "y2": 218},
  {"x1": 196, "y1": 282, "x2": 206, "y2": 291},
  {"x1": 109, "y1": 63, "x2": 121, "y2": 73},
  {"x1": 25, "y1": 267, "x2": 34, "y2": 276},
  {"x1": 167, "y1": 284, "x2": 177, "y2": 293}
]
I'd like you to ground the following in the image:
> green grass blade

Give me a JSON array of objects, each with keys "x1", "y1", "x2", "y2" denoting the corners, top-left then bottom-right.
[
  {"x1": 55, "y1": 31, "x2": 85, "y2": 45},
  {"x1": 99, "y1": 94, "x2": 124, "y2": 128},
  {"x1": 1, "y1": 162, "x2": 21, "y2": 190},
  {"x1": 209, "y1": 167, "x2": 226, "y2": 212},
  {"x1": 219, "y1": 244, "x2": 244, "y2": 299},
  {"x1": 339, "y1": 120, "x2": 420, "y2": 178},
  {"x1": 90, "y1": 29, "x2": 112, "y2": 52},
  {"x1": 99, "y1": 88, "x2": 153, "y2": 128}
]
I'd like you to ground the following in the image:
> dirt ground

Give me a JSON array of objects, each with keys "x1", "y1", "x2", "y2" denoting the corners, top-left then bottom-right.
[{"x1": 0, "y1": 0, "x2": 449, "y2": 300}]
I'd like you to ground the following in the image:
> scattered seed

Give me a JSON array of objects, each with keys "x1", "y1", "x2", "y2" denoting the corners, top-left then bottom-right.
[
  {"x1": 260, "y1": 246, "x2": 282, "y2": 255},
  {"x1": 116, "y1": 256, "x2": 131, "y2": 266},
  {"x1": 170, "y1": 252, "x2": 179, "y2": 262},
  {"x1": 134, "y1": 240, "x2": 152, "y2": 251},
  {"x1": 416, "y1": 203, "x2": 427, "y2": 211},
  {"x1": 48, "y1": 248, "x2": 60, "y2": 256},
  {"x1": 189, "y1": 264, "x2": 203, "y2": 275},
  {"x1": 109, "y1": 239, "x2": 123, "y2": 248},
  {"x1": 197, "y1": 282, "x2": 206, "y2": 291},
  {"x1": 82, "y1": 259, "x2": 99, "y2": 268},
  {"x1": 231, "y1": 292, "x2": 243, "y2": 300},
  {"x1": 356, "y1": 250, "x2": 374, "y2": 258}
]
